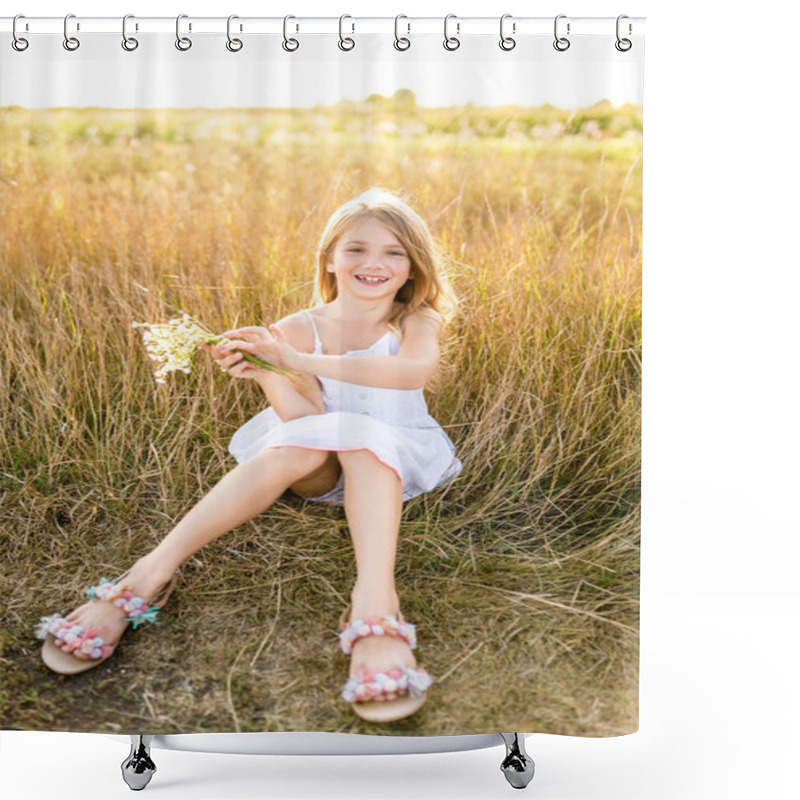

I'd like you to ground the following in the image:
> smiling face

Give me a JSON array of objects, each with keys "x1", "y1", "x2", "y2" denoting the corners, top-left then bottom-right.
[{"x1": 326, "y1": 217, "x2": 413, "y2": 301}]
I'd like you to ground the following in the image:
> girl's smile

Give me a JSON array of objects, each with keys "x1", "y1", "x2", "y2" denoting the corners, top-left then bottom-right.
[{"x1": 327, "y1": 217, "x2": 412, "y2": 298}]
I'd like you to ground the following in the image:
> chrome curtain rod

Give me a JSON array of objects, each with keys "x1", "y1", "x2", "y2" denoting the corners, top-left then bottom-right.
[{"x1": 2, "y1": 15, "x2": 645, "y2": 37}]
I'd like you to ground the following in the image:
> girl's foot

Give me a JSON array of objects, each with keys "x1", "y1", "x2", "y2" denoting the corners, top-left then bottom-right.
[
  {"x1": 348, "y1": 591, "x2": 417, "y2": 703},
  {"x1": 39, "y1": 556, "x2": 176, "y2": 672},
  {"x1": 341, "y1": 587, "x2": 434, "y2": 722}
]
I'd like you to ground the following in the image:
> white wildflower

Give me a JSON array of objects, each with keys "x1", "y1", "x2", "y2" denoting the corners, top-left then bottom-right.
[{"x1": 131, "y1": 313, "x2": 214, "y2": 384}]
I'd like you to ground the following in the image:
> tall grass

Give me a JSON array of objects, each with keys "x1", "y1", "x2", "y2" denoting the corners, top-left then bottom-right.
[{"x1": 0, "y1": 101, "x2": 641, "y2": 736}]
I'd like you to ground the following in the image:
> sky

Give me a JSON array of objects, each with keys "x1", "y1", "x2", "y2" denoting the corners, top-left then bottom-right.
[{"x1": 1, "y1": 31, "x2": 644, "y2": 109}]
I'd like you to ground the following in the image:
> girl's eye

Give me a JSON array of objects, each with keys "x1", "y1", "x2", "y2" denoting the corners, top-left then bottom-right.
[{"x1": 345, "y1": 247, "x2": 406, "y2": 256}]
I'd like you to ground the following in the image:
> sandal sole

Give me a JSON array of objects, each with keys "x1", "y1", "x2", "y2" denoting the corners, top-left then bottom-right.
[
  {"x1": 352, "y1": 692, "x2": 428, "y2": 723},
  {"x1": 41, "y1": 635, "x2": 117, "y2": 675}
]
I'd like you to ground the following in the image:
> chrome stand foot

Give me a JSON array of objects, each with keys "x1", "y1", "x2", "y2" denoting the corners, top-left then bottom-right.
[
  {"x1": 121, "y1": 735, "x2": 157, "y2": 791},
  {"x1": 499, "y1": 733, "x2": 535, "y2": 789}
]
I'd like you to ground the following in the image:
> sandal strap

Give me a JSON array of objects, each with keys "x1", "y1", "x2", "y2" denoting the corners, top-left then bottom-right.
[
  {"x1": 341, "y1": 666, "x2": 434, "y2": 704},
  {"x1": 338, "y1": 615, "x2": 417, "y2": 655},
  {"x1": 35, "y1": 614, "x2": 115, "y2": 660},
  {"x1": 85, "y1": 577, "x2": 163, "y2": 629}
]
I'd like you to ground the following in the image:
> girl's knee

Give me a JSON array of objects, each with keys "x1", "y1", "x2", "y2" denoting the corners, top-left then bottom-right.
[
  {"x1": 337, "y1": 448, "x2": 374, "y2": 467},
  {"x1": 262, "y1": 446, "x2": 328, "y2": 475},
  {"x1": 338, "y1": 449, "x2": 396, "y2": 476}
]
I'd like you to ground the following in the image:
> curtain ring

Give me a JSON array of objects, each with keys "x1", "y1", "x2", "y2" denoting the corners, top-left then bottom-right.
[
  {"x1": 122, "y1": 14, "x2": 139, "y2": 51},
  {"x1": 12, "y1": 14, "x2": 29, "y2": 51},
  {"x1": 553, "y1": 14, "x2": 570, "y2": 51},
  {"x1": 175, "y1": 14, "x2": 192, "y2": 51},
  {"x1": 499, "y1": 14, "x2": 515, "y2": 51},
  {"x1": 282, "y1": 15, "x2": 299, "y2": 51},
  {"x1": 63, "y1": 14, "x2": 80, "y2": 51},
  {"x1": 338, "y1": 15, "x2": 355, "y2": 51},
  {"x1": 615, "y1": 15, "x2": 632, "y2": 52},
  {"x1": 226, "y1": 15, "x2": 243, "y2": 52},
  {"x1": 443, "y1": 14, "x2": 460, "y2": 51},
  {"x1": 394, "y1": 15, "x2": 410, "y2": 51}
]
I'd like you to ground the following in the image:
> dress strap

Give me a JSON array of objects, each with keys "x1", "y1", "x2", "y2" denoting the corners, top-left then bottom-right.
[{"x1": 303, "y1": 310, "x2": 323, "y2": 354}]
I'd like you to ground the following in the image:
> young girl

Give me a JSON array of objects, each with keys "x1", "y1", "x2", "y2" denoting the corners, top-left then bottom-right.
[{"x1": 35, "y1": 188, "x2": 462, "y2": 723}]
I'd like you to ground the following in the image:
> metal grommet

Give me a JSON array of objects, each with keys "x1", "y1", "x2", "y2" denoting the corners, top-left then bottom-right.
[
  {"x1": 12, "y1": 14, "x2": 29, "y2": 51},
  {"x1": 122, "y1": 14, "x2": 139, "y2": 51},
  {"x1": 499, "y1": 13, "x2": 515, "y2": 51},
  {"x1": 175, "y1": 13, "x2": 192, "y2": 51},
  {"x1": 63, "y1": 13, "x2": 80, "y2": 51},
  {"x1": 338, "y1": 14, "x2": 355, "y2": 51},
  {"x1": 282, "y1": 15, "x2": 299, "y2": 51},
  {"x1": 226, "y1": 15, "x2": 243, "y2": 52},
  {"x1": 394, "y1": 15, "x2": 410, "y2": 51},
  {"x1": 615, "y1": 15, "x2": 632, "y2": 52},
  {"x1": 443, "y1": 14, "x2": 460, "y2": 51},
  {"x1": 553, "y1": 14, "x2": 570, "y2": 52}
]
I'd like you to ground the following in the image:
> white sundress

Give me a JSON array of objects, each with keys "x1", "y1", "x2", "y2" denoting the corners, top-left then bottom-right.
[{"x1": 228, "y1": 310, "x2": 463, "y2": 505}]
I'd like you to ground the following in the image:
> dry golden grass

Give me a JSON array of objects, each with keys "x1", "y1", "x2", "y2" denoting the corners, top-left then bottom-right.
[{"x1": 0, "y1": 101, "x2": 641, "y2": 736}]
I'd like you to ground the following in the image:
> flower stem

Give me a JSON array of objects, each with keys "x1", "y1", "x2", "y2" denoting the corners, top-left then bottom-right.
[{"x1": 202, "y1": 334, "x2": 318, "y2": 393}]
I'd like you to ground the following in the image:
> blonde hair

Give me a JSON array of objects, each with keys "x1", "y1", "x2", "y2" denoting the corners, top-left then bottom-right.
[{"x1": 311, "y1": 188, "x2": 458, "y2": 333}]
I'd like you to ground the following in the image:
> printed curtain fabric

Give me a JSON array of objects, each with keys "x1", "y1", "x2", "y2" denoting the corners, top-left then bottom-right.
[{"x1": 1, "y1": 21, "x2": 644, "y2": 736}]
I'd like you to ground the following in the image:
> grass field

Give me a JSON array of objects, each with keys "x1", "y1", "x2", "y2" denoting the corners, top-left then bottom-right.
[{"x1": 0, "y1": 98, "x2": 641, "y2": 736}]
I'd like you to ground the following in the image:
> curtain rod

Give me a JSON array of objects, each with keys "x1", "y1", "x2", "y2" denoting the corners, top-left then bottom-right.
[{"x1": 2, "y1": 16, "x2": 646, "y2": 37}]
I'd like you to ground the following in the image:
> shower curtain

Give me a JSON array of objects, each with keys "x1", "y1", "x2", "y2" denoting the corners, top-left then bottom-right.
[{"x1": 0, "y1": 15, "x2": 644, "y2": 737}]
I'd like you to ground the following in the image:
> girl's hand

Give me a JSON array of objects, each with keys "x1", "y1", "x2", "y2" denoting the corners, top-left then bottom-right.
[
  {"x1": 197, "y1": 339, "x2": 264, "y2": 381},
  {"x1": 216, "y1": 325, "x2": 301, "y2": 372}
]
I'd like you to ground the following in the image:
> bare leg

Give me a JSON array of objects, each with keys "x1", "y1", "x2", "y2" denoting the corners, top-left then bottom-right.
[
  {"x1": 338, "y1": 449, "x2": 412, "y2": 700},
  {"x1": 143, "y1": 446, "x2": 333, "y2": 574},
  {"x1": 55, "y1": 446, "x2": 334, "y2": 659}
]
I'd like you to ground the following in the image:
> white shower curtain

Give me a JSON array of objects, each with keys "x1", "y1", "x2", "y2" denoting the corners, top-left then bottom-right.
[{"x1": 1, "y1": 13, "x2": 644, "y2": 739}]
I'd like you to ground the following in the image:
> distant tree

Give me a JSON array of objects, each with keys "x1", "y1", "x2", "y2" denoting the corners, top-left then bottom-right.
[{"x1": 392, "y1": 88, "x2": 417, "y2": 111}]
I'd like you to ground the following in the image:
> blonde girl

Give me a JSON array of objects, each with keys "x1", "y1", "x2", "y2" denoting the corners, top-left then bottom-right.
[{"x1": 36, "y1": 188, "x2": 462, "y2": 723}]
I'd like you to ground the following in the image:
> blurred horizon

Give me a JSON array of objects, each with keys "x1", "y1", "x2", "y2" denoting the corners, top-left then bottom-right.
[{"x1": 1, "y1": 95, "x2": 643, "y2": 113}]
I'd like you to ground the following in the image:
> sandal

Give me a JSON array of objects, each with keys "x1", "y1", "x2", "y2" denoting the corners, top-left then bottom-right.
[
  {"x1": 338, "y1": 606, "x2": 434, "y2": 723},
  {"x1": 35, "y1": 570, "x2": 178, "y2": 675}
]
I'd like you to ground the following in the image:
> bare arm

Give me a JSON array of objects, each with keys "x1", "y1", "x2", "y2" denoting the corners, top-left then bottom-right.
[
  {"x1": 255, "y1": 365, "x2": 325, "y2": 422},
  {"x1": 289, "y1": 309, "x2": 442, "y2": 391}
]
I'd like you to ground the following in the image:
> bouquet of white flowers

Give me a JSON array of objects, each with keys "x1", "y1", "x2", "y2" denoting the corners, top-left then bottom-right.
[{"x1": 132, "y1": 313, "x2": 310, "y2": 387}]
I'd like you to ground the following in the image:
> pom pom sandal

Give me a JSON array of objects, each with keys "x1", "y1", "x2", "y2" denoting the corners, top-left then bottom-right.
[
  {"x1": 338, "y1": 606, "x2": 435, "y2": 723},
  {"x1": 36, "y1": 570, "x2": 178, "y2": 675}
]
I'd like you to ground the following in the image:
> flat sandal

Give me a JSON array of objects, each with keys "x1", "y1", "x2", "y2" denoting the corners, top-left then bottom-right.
[
  {"x1": 36, "y1": 570, "x2": 178, "y2": 675},
  {"x1": 338, "y1": 606, "x2": 434, "y2": 723}
]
